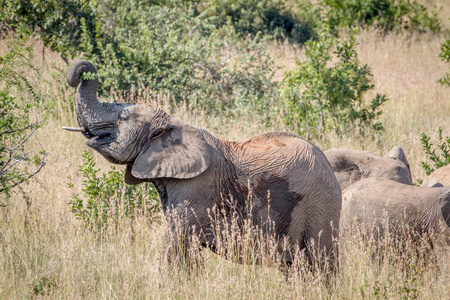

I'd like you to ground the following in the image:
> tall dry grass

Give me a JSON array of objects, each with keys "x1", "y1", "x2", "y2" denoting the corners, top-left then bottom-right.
[{"x1": 1, "y1": 25, "x2": 450, "y2": 298}]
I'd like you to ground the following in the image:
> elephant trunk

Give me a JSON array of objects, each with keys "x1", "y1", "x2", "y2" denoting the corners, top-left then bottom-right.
[{"x1": 66, "y1": 60, "x2": 101, "y2": 130}]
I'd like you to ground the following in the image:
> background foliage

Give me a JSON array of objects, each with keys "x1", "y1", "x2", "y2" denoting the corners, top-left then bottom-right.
[
  {"x1": 319, "y1": 0, "x2": 442, "y2": 35},
  {"x1": 281, "y1": 31, "x2": 387, "y2": 140},
  {"x1": 0, "y1": 31, "x2": 46, "y2": 201},
  {"x1": 420, "y1": 127, "x2": 450, "y2": 176},
  {"x1": 0, "y1": 0, "x2": 95, "y2": 60},
  {"x1": 1, "y1": 0, "x2": 443, "y2": 115},
  {"x1": 204, "y1": 0, "x2": 317, "y2": 44}
]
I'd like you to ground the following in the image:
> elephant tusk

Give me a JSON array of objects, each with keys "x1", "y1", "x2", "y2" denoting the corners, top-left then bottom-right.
[{"x1": 62, "y1": 126, "x2": 85, "y2": 132}]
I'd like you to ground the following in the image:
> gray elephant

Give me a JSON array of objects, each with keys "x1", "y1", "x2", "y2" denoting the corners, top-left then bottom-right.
[
  {"x1": 423, "y1": 165, "x2": 450, "y2": 228},
  {"x1": 341, "y1": 178, "x2": 450, "y2": 243},
  {"x1": 65, "y1": 60, "x2": 342, "y2": 267},
  {"x1": 423, "y1": 165, "x2": 450, "y2": 188},
  {"x1": 324, "y1": 147, "x2": 412, "y2": 190}
]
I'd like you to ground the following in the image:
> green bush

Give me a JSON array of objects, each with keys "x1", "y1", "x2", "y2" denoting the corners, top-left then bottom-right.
[
  {"x1": 419, "y1": 127, "x2": 450, "y2": 176},
  {"x1": 281, "y1": 31, "x2": 387, "y2": 140},
  {"x1": 204, "y1": 0, "x2": 316, "y2": 44},
  {"x1": 68, "y1": 150, "x2": 160, "y2": 231},
  {"x1": 319, "y1": 0, "x2": 441, "y2": 35},
  {"x1": 1, "y1": 1, "x2": 279, "y2": 117},
  {"x1": 77, "y1": 4, "x2": 279, "y2": 115},
  {"x1": 0, "y1": 31, "x2": 46, "y2": 202},
  {"x1": 0, "y1": 0, "x2": 96, "y2": 60}
]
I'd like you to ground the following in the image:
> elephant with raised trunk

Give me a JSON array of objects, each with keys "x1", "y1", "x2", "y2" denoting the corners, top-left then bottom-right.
[{"x1": 65, "y1": 60, "x2": 342, "y2": 267}]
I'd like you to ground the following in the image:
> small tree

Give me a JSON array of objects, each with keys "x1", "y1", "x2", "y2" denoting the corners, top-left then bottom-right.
[
  {"x1": 68, "y1": 150, "x2": 160, "y2": 231},
  {"x1": 281, "y1": 31, "x2": 387, "y2": 140},
  {"x1": 0, "y1": 32, "x2": 46, "y2": 202}
]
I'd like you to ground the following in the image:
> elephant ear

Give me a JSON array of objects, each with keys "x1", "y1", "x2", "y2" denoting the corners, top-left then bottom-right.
[
  {"x1": 131, "y1": 120, "x2": 210, "y2": 179},
  {"x1": 387, "y1": 146, "x2": 410, "y2": 170}
]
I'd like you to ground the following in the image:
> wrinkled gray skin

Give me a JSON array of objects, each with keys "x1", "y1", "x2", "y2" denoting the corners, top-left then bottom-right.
[
  {"x1": 66, "y1": 60, "x2": 342, "y2": 266},
  {"x1": 423, "y1": 165, "x2": 450, "y2": 188},
  {"x1": 341, "y1": 178, "x2": 450, "y2": 242},
  {"x1": 324, "y1": 147, "x2": 412, "y2": 190},
  {"x1": 423, "y1": 165, "x2": 450, "y2": 227}
]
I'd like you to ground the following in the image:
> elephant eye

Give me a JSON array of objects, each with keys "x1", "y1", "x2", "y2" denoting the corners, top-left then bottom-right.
[{"x1": 152, "y1": 129, "x2": 164, "y2": 139}]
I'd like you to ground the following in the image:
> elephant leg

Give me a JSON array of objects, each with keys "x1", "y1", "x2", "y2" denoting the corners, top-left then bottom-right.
[
  {"x1": 305, "y1": 227, "x2": 339, "y2": 273},
  {"x1": 162, "y1": 217, "x2": 206, "y2": 272}
]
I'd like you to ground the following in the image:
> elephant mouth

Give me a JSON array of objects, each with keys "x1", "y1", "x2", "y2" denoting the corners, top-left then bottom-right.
[{"x1": 84, "y1": 128, "x2": 113, "y2": 147}]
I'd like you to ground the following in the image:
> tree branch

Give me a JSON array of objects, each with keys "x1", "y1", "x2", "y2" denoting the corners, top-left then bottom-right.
[
  {"x1": 0, "y1": 152, "x2": 47, "y2": 193},
  {"x1": 0, "y1": 121, "x2": 41, "y2": 136}
]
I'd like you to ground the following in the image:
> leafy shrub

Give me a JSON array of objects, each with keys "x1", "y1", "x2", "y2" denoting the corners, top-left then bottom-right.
[
  {"x1": 204, "y1": 0, "x2": 316, "y2": 44},
  {"x1": 419, "y1": 127, "x2": 450, "y2": 176},
  {"x1": 438, "y1": 39, "x2": 450, "y2": 87},
  {"x1": 75, "y1": 3, "x2": 280, "y2": 116},
  {"x1": 1, "y1": 1, "x2": 279, "y2": 117},
  {"x1": 0, "y1": 31, "x2": 46, "y2": 202},
  {"x1": 319, "y1": 0, "x2": 441, "y2": 35},
  {"x1": 281, "y1": 31, "x2": 387, "y2": 140},
  {"x1": 0, "y1": 0, "x2": 96, "y2": 60},
  {"x1": 68, "y1": 150, "x2": 160, "y2": 230}
]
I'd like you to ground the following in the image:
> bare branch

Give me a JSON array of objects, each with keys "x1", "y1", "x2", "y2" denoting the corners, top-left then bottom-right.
[
  {"x1": 0, "y1": 152, "x2": 47, "y2": 193},
  {"x1": 0, "y1": 152, "x2": 29, "y2": 175},
  {"x1": 5, "y1": 121, "x2": 39, "y2": 152},
  {"x1": 0, "y1": 121, "x2": 42, "y2": 136}
]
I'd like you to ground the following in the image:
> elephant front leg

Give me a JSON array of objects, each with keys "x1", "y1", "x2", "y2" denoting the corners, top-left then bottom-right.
[{"x1": 162, "y1": 220, "x2": 205, "y2": 272}]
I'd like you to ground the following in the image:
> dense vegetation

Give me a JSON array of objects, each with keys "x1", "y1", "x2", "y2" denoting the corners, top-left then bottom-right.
[
  {"x1": 3, "y1": 0, "x2": 441, "y2": 136},
  {"x1": 0, "y1": 0, "x2": 449, "y2": 298},
  {"x1": 0, "y1": 31, "x2": 46, "y2": 201}
]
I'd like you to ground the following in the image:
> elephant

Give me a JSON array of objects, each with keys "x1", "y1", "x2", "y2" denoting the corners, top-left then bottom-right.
[
  {"x1": 64, "y1": 60, "x2": 342, "y2": 268},
  {"x1": 324, "y1": 147, "x2": 412, "y2": 190},
  {"x1": 340, "y1": 178, "x2": 450, "y2": 245},
  {"x1": 423, "y1": 165, "x2": 450, "y2": 188},
  {"x1": 423, "y1": 165, "x2": 450, "y2": 228}
]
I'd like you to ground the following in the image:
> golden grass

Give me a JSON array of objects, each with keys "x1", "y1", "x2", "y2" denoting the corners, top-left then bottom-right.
[{"x1": 1, "y1": 25, "x2": 450, "y2": 298}]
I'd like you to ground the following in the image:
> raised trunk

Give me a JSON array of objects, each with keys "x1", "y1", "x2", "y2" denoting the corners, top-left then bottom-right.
[{"x1": 66, "y1": 60, "x2": 101, "y2": 130}]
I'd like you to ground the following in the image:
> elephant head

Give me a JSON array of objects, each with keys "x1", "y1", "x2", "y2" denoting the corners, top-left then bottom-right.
[
  {"x1": 324, "y1": 147, "x2": 412, "y2": 190},
  {"x1": 65, "y1": 60, "x2": 210, "y2": 182}
]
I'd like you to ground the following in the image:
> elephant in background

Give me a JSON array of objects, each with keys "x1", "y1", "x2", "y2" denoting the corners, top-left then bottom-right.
[
  {"x1": 423, "y1": 165, "x2": 450, "y2": 188},
  {"x1": 65, "y1": 60, "x2": 342, "y2": 267},
  {"x1": 324, "y1": 147, "x2": 412, "y2": 190},
  {"x1": 341, "y1": 178, "x2": 450, "y2": 243},
  {"x1": 423, "y1": 165, "x2": 450, "y2": 227}
]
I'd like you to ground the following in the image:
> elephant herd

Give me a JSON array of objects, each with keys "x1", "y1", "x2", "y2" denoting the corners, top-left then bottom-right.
[
  {"x1": 325, "y1": 148, "x2": 450, "y2": 246},
  {"x1": 65, "y1": 60, "x2": 450, "y2": 270}
]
